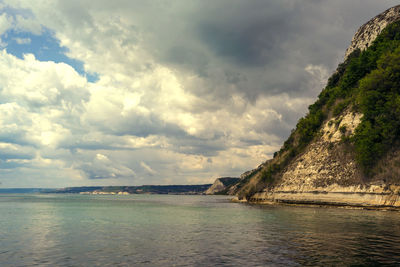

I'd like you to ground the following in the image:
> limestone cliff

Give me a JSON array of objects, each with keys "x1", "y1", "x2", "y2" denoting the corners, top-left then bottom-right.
[
  {"x1": 345, "y1": 5, "x2": 400, "y2": 59},
  {"x1": 232, "y1": 5, "x2": 400, "y2": 209},
  {"x1": 247, "y1": 109, "x2": 400, "y2": 207}
]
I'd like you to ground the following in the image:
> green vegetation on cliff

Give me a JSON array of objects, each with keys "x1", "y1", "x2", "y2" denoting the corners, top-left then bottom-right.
[{"x1": 354, "y1": 45, "x2": 400, "y2": 171}]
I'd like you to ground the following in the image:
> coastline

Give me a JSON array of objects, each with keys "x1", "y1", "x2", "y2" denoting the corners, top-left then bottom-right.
[{"x1": 232, "y1": 192, "x2": 400, "y2": 211}]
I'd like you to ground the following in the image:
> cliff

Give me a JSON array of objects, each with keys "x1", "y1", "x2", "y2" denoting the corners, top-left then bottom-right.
[
  {"x1": 345, "y1": 5, "x2": 400, "y2": 59},
  {"x1": 205, "y1": 177, "x2": 240, "y2": 195},
  {"x1": 232, "y1": 5, "x2": 400, "y2": 209}
]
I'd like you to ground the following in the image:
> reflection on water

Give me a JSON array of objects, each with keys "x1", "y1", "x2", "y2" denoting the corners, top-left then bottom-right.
[{"x1": 1, "y1": 194, "x2": 400, "y2": 266}]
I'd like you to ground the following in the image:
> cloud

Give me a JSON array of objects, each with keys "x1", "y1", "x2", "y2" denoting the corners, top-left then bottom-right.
[
  {"x1": 78, "y1": 153, "x2": 136, "y2": 179},
  {"x1": 0, "y1": 13, "x2": 13, "y2": 35},
  {"x1": 140, "y1": 161, "x2": 157, "y2": 176},
  {"x1": 13, "y1": 14, "x2": 42, "y2": 35},
  {"x1": 0, "y1": 143, "x2": 35, "y2": 160},
  {"x1": 0, "y1": 7, "x2": 43, "y2": 40},
  {"x1": 0, "y1": 0, "x2": 398, "y2": 187},
  {"x1": 13, "y1": 37, "x2": 30, "y2": 44}
]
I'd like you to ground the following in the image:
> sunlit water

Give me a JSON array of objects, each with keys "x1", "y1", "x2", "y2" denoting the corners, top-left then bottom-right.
[{"x1": 1, "y1": 194, "x2": 400, "y2": 266}]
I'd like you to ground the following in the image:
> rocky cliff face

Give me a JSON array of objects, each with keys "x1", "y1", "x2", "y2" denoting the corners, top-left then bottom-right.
[
  {"x1": 344, "y1": 5, "x2": 400, "y2": 59},
  {"x1": 248, "y1": 109, "x2": 400, "y2": 208},
  {"x1": 275, "y1": 110, "x2": 363, "y2": 192},
  {"x1": 233, "y1": 5, "x2": 400, "y2": 209}
]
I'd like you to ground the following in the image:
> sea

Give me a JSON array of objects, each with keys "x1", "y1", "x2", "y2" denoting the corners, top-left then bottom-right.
[{"x1": 1, "y1": 194, "x2": 400, "y2": 266}]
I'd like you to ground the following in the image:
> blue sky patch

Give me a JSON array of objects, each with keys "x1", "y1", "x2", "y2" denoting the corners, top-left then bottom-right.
[{"x1": 2, "y1": 28, "x2": 98, "y2": 82}]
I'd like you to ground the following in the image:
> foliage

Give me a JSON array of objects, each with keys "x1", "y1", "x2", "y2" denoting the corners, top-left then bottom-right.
[
  {"x1": 260, "y1": 163, "x2": 281, "y2": 185},
  {"x1": 352, "y1": 45, "x2": 400, "y2": 171},
  {"x1": 333, "y1": 100, "x2": 349, "y2": 117}
]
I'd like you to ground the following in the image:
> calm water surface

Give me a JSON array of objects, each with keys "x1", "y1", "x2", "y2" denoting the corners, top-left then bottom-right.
[{"x1": 1, "y1": 194, "x2": 400, "y2": 266}]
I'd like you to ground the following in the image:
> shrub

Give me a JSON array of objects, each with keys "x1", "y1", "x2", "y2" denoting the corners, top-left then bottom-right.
[{"x1": 333, "y1": 100, "x2": 349, "y2": 117}]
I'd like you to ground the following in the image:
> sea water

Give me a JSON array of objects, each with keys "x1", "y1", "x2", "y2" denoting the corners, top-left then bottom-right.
[{"x1": 1, "y1": 194, "x2": 400, "y2": 266}]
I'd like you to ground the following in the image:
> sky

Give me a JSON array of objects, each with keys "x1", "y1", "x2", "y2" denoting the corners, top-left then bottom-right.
[{"x1": 0, "y1": 0, "x2": 398, "y2": 188}]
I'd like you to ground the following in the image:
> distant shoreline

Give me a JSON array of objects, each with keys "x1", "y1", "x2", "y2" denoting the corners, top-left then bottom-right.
[{"x1": 0, "y1": 184, "x2": 213, "y2": 195}]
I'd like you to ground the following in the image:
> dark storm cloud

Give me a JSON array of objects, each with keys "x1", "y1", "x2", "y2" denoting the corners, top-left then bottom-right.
[
  {"x1": 196, "y1": 2, "x2": 299, "y2": 67},
  {"x1": 152, "y1": 0, "x2": 399, "y2": 99},
  {"x1": 191, "y1": 0, "x2": 399, "y2": 69}
]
